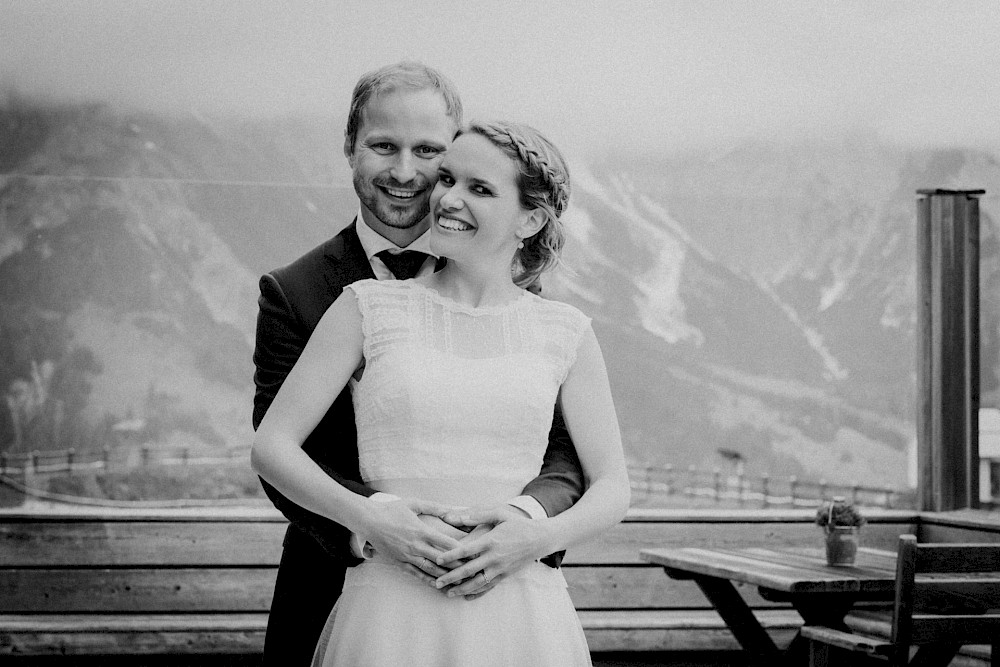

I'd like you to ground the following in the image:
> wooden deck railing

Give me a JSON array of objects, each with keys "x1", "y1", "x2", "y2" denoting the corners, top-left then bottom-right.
[
  {"x1": 2, "y1": 504, "x2": 998, "y2": 663},
  {"x1": 0, "y1": 505, "x2": 924, "y2": 663}
]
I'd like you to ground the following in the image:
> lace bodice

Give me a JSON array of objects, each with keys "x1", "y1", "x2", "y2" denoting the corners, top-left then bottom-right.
[{"x1": 345, "y1": 279, "x2": 590, "y2": 503}]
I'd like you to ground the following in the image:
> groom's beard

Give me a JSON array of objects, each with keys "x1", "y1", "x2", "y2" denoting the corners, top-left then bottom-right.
[{"x1": 354, "y1": 172, "x2": 432, "y2": 231}]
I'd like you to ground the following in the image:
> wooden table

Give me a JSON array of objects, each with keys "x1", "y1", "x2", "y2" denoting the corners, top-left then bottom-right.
[{"x1": 640, "y1": 545, "x2": 899, "y2": 665}]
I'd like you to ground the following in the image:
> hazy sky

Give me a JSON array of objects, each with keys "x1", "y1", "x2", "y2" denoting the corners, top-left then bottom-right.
[{"x1": 2, "y1": 0, "x2": 999, "y2": 157}]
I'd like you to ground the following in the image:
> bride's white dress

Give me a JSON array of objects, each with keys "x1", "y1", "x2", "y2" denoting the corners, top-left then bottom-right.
[{"x1": 312, "y1": 278, "x2": 594, "y2": 667}]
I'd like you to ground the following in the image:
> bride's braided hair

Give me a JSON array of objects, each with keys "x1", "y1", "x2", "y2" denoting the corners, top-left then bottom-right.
[{"x1": 464, "y1": 121, "x2": 570, "y2": 289}]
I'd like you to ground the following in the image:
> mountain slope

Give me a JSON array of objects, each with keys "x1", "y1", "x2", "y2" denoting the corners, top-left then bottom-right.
[{"x1": 3, "y1": 102, "x2": 997, "y2": 496}]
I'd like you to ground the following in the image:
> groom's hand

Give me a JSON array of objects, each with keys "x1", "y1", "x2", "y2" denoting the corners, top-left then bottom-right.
[
  {"x1": 433, "y1": 505, "x2": 551, "y2": 599},
  {"x1": 363, "y1": 499, "x2": 463, "y2": 582}
]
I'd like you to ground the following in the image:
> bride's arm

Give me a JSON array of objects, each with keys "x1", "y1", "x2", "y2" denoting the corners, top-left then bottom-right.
[
  {"x1": 434, "y1": 325, "x2": 630, "y2": 585},
  {"x1": 251, "y1": 291, "x2": 462, "y2": 566},
  {"x1": 539, "y1": 325, "x2": 631, "y2": 549}
]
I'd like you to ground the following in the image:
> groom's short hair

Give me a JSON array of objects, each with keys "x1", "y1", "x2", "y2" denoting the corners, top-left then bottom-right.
[{"x1": 344, "y1": 61, "x2": 463, "y2": 154}]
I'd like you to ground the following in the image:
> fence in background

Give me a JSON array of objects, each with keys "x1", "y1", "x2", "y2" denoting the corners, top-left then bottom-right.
[
  {"x1": 626, "y1": 463, "x2": 914, "y2": 509},
  {"x1": 0, "y1": 446, "x2": 915, "y2": 510},
  {"x1": 0, "y1": 446, "x2": 242, "y2": 475}
]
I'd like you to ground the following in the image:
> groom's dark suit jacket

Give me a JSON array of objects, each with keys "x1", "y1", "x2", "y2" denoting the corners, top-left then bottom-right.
[{"x1": 252, "y1": 221, "x2": 584, "y2": 665}]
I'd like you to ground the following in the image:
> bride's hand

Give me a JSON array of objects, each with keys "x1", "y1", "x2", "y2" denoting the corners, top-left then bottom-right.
[
  {"x1": 362, "y1": 498, "x2": 463, "y2": 583},
  {"x1": 440, "y1": 523, "x2": 497, "y2": 599},
  {"x1": 433, "y1": 505, "x2": 552, "y2": 599},
  {"x1": 392, "y1": 514, "x2": 469, "y2": 587}
]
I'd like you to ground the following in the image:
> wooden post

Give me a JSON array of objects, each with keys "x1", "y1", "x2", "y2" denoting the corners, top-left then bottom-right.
[{"x1": 917, "y1": 189, "x2": 985, "y2": 511}]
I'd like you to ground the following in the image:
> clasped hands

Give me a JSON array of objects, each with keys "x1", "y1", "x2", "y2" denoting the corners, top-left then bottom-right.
[{"x1": 362, "y1": 498, "x2": 551, "y2": 601}]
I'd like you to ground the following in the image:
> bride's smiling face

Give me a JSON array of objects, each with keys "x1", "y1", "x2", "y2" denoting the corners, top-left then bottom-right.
[{"x1": 429, "y1": 133, "x2": 534, "y2": 263}]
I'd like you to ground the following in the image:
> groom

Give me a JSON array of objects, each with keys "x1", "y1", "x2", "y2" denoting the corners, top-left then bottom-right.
[{"x1": 252, "y1": 61, "x2": 585, "y2": 665}]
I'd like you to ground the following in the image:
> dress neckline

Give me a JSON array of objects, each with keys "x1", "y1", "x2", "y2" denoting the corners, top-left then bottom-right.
[{"x1": 407, "y1": 280, "x2": 532, "y2": 315}]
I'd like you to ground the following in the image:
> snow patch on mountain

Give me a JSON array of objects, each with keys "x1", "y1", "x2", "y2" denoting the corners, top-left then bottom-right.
[
  {"x1": 818, "y1": 278, "x2": 847, "y2": 312},
  {"x1": 756, "y1": 278, "x2": 848, "y2": 381},
  {"x1": 140, "y1": 196, "x2": 258, "y2": 347},
  {"x1": 571, "y1": 166, "x2": 703, "y2": 345},
  {"x1": 185, "y1": 229, "x2": 258, "y2": 347}
]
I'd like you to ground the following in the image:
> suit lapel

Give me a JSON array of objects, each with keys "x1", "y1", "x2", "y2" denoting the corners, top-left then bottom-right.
[{"x1": 323, "y1": 219, "x2": 376, "y2": 296}]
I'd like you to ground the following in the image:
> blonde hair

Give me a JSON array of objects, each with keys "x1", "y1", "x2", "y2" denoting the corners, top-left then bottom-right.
[
  {"x1": 345, "y1": 61, "x2": 463, "y2": 154},
  {"x1": 463, "y1": 121, "x2": 570, "y2": 289}
]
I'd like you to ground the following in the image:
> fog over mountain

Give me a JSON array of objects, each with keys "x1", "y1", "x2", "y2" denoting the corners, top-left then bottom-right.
[{"x1": 2, "y1": 102, "x2": 998, "y2": 494}]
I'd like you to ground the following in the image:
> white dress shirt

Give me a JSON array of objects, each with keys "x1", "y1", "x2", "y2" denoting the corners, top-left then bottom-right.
[{"x1": 355, "y1": 209, "x2": 439, "y2": 280}]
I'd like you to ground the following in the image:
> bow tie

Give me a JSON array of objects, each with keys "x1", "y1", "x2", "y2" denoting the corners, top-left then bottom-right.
[{"x1": 376, "y1": 250, "x2": 433, "y2": 280}]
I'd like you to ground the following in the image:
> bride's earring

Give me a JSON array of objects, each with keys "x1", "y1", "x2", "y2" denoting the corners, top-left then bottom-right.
[{"x1": 516, "y1": 233, "x2": 525, "y2": 250}]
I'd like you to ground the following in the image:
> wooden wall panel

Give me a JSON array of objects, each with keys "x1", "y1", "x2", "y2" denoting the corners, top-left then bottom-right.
[
  {"x1": 564, "y1": 520, "x2": 915, "y2": 564},
  {"x1": 0, "y1": 518, "x2": 917, "y2": 566},
  {"x1": 0, "y1": 569, "x2": 279, "y2": 613},
  {"x1": 0, "y1": 521, "x2": 287, "y2": 566},
  {"x1": 0, "y1": 565, "x2": 782, "y2": 613}
]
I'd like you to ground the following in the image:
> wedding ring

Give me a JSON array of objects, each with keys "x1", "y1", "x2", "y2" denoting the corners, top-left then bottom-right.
[{"x1": 481, "y1": 571, "x2": 491, "y2": 584}]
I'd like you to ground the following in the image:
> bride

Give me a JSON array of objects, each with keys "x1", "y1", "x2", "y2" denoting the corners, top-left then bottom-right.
[{"x1": 252, "y1": 120, "x2": 630, "y2": 666}]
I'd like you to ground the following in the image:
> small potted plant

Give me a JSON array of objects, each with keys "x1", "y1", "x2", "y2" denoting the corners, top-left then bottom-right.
[{"x1": 815, "y1": 496, "x2": 865, "y2": 566}]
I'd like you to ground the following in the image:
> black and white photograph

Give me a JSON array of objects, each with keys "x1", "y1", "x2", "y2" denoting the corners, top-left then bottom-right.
[{"x1": 2, "y1": 1, "x2": 999, "y2": 665}]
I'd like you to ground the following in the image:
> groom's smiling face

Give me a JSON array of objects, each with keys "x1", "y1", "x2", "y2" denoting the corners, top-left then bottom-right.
[{"x1": 346, "y1": 87, "x2": 458, "y2": 245}]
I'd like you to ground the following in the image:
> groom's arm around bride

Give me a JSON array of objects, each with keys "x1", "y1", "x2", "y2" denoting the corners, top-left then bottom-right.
[{"x1": 251, "y1": 61, "x2": 587, "y2": 665}]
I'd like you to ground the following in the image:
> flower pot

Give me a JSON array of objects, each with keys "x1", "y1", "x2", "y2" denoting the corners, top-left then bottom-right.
[{"x1": 824, "y1": 526, "x2": 860, "y2": 566}]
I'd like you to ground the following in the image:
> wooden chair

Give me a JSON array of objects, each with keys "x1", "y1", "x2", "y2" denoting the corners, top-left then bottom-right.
[{"x1": 801, "y1": 534, "x2": 1000, "y2": 666}]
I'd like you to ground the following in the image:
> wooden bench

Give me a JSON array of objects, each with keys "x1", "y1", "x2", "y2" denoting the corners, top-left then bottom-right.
[
  {"x1": 0, "y1": 507, "x2": 919, "y2": 663},
  {"x1": 803, "y1": 535, "x2": 1000, "y2": 666}
]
